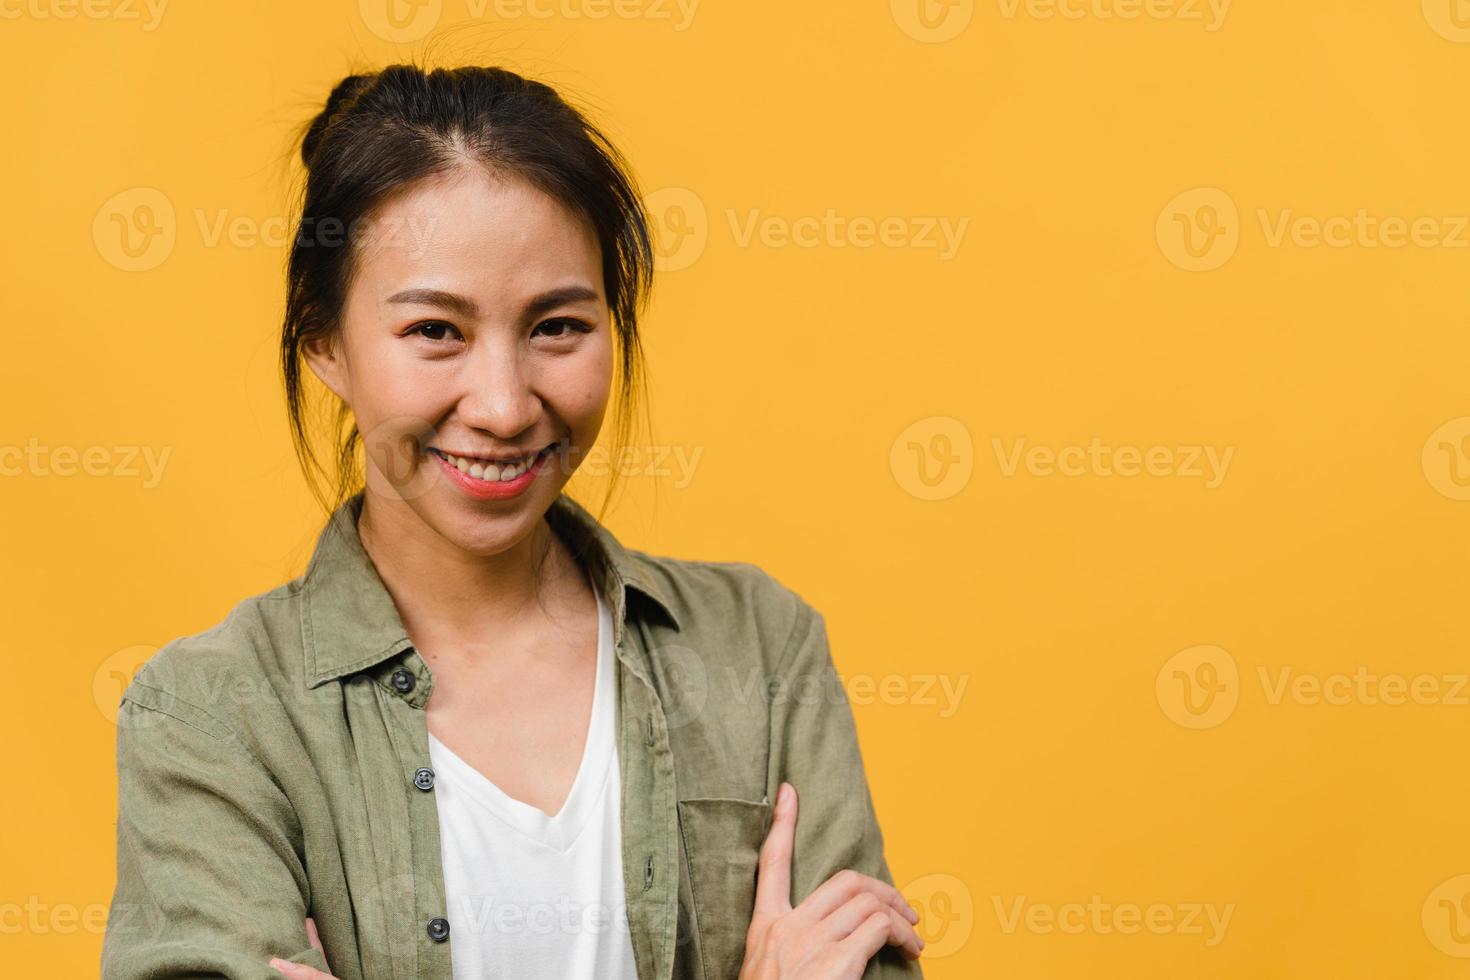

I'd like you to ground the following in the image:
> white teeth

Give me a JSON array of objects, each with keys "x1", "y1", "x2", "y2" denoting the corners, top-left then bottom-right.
[{"x1": 438, "y1": 449, "x2": 541, "y2": 483}]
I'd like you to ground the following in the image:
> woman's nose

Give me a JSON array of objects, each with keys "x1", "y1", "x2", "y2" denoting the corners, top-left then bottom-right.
[{"x1": 454, "y1": 348, "x2": 542, "y2": 436}]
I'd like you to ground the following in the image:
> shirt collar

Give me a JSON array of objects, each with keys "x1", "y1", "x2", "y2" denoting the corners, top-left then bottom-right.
[{"x1": 301, "y1": 489, "x2": 681, "y2": 689}]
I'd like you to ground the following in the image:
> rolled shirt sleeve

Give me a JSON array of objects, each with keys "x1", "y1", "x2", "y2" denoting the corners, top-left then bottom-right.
[
  {"x1": 767, "y1": 598, "x2": 923, "y2": 979},
  {"x1": 101, "y1": 684, "x2": 331, "y2": 979}
]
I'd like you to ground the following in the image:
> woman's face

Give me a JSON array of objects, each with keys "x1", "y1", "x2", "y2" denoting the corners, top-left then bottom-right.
[{"x1": 305, "y1": 165, "x2": 613, "y2": 556}]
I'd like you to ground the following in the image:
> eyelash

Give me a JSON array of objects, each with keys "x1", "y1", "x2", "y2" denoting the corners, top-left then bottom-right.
[{"x1": 408, "y1": 319, "x2": 593, "y2": 342}]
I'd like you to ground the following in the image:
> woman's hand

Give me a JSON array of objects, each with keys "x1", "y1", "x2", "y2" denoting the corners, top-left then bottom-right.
[
  {"x1": 739, "y1": 782, "x2": 924, "y2": 979},
  {"x1": 268, "y1": 915, "x2": 337, "y2": 979}
]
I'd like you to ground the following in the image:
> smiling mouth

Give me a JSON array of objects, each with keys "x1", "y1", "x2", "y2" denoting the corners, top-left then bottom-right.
[{"x1": 428, "y1": 442, "x2": 560, "y2": 483}]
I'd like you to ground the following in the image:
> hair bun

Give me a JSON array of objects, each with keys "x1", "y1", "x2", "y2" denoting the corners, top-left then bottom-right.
[{"x1": 302, "y1": 73, "x2": 376, "y2": 168}]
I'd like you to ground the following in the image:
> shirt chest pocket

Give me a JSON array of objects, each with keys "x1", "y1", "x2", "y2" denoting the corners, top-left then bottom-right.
[{"x1": 677, "y1": 796, "x2": 774, "y2": 980}]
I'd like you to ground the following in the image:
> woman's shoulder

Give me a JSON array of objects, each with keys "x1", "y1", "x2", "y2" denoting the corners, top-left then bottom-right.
[
  {"x1": 620, "y1": 547, "x2": 824, "y2": 667},
  {"x1": 117, "y1": 576, "x2": 311, "y2": 736}
]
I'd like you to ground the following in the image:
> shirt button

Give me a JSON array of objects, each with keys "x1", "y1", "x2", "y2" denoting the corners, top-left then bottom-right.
[
  {"x1": 427, "y1": 916, "x2": 450, "y2": 942},
  {"x1": 391, "y1": 668, "x2": 416, "y2": 693},
  {"x1": 413, "y1": 767, "x2": 435, "y2": 791}
]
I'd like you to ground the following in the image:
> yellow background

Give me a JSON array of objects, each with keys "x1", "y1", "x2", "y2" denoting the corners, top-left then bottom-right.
[{"x1": 5, "y1": 0, "x2": 1470, "y2": 976}]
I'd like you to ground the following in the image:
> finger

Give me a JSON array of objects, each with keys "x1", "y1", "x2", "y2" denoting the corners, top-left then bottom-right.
[
  {"x1": 800, "y1": 868, "x2": 918, "y2": 926},
  {"x1": 823, "y1": 896, "x2": 924, "y2": 960},
  {"x1": 304, "y1": 917, "x2": 332, "y2": 975},
  {"x1": 267, "y1": 957, "x2": 334, "y2": 979},
  {"x1": 835, "y1": 909, "x2": 917, "y2": 969},
  {"x1": 752, "y1": 781, "x2": 797, "y2": 919}
]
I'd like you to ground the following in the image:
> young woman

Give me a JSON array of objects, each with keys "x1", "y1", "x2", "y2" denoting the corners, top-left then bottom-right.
[{"x1": 100, "y1": 64, "x2": 924, "y2": 980}]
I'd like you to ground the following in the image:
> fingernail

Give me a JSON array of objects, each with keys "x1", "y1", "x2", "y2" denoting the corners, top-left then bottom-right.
[
  {"x1": 778, "y1": 783, "x2": 792, "y2": 806},
  {"x1": 268, "y1": 959, "x2": 291, "y2": 975}
]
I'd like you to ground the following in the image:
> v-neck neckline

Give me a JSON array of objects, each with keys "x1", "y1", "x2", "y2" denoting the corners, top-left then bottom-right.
[{"x1": 426, "y1": 580, "x2": 613, "y2": 853}]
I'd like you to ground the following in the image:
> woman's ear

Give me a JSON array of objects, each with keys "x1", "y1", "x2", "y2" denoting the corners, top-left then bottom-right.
[{"x1": 302, "y1": 330, "x2": 350, "y2": 403}]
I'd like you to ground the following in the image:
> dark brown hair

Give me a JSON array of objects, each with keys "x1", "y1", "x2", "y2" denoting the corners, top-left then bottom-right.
[{"x1": 282, "y1": 64, "x2": 655, "y2": 520}]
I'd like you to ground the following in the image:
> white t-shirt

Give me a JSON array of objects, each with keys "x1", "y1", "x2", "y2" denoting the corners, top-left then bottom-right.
[{"x1": 427, "y1": 579, "x2": 639, "y2": 980}]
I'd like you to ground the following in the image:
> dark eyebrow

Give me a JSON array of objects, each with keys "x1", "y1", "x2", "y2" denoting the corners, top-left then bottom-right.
[
  {"x1": 386, "y1": 288, "x2": 478, "y2": 319},
  {"x1": 385, "y1": 285, "x2": 601, "y2": 321}
]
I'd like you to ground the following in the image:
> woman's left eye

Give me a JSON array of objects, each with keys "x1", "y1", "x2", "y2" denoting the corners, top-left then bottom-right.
[
  {"x1": 408, "y1": 320, "x2": 463, "y2": 343},
  {"x1": 534, "y1": 318, "x2": 592, "y2": 339}
]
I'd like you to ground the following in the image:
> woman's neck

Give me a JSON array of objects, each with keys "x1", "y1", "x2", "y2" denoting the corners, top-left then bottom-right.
[{"x1": 355, "y1": 493, "x2": 585, "y2": 659}]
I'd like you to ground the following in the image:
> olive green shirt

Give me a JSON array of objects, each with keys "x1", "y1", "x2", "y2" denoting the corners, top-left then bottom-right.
[{"x1": 101, "y1": 490, "x2": 921, "y2": 980}]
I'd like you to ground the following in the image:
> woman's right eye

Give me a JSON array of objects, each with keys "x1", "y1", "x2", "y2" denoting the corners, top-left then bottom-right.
[{"x1": 408, "y1": 320, "x2": 463, "y2": 343}]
